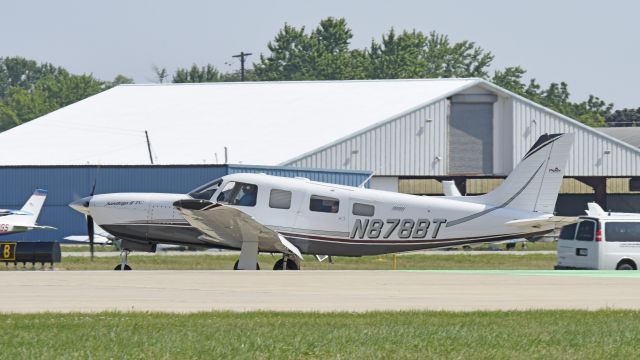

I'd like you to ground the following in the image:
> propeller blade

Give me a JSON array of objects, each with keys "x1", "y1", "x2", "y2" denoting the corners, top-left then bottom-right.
[
  {"x1": 90, "y1": 166, "x2": 101, "y2": 196},
  {"x1": 87, "y1": 215, "x2": 95, "y2": 260}
]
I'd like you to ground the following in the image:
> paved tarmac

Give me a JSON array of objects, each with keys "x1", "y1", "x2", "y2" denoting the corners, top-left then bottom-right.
[{"x1": 2, "y1": 270, "x2": 640, "y2": 313}]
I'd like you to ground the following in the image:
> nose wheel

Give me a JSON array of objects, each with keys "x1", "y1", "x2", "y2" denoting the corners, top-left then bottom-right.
[{"x1": 114, "y1": 250, "x2": 132, "y2": 271}]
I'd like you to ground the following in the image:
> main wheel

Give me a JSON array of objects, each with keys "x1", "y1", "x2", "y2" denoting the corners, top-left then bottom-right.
[
  {"x1": 273, "y1": 258, "x2": 299, "y2": 270},
  {"x1": 114, "y1": 264, "x2": 132, "y2": 271},
  {"x1": 616, "y1": 262, "x2": 635, "y2": 270},
  {"x1": 233, "y1": 260, "x2": 260, "y2": 270}
]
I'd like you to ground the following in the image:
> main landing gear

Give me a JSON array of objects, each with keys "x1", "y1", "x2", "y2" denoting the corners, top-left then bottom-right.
[
  {"x1": 232, "y1": 255, "x2": 300, "y2": 270},
  {"x1": 273, "y1": 254, "x2": 300, "y2": 270},
  {"x1": 114, "y1": 250, "x2": 132, "y2": 271}
]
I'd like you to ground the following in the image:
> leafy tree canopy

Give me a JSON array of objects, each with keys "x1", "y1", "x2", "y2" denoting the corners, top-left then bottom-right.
[{"x1": 0, "y1": 56, "x2": 133, "y2": 131}]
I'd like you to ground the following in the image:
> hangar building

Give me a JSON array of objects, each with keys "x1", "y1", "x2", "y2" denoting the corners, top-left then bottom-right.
[{"x1": 1, "y1": 78, "x2": 639, "y2": 240}]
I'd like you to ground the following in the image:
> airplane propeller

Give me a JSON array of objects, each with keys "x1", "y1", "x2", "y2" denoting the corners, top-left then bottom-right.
[{"x1": 86, "y1": 167, "x2": 99, "y2": 260}]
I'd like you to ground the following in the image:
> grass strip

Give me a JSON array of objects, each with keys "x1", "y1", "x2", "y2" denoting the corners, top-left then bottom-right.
[
  {"x1": 46, "y1": 253, "x2": 557, "y2": 271},
  {"x1": 0, "y1": 310, "x2": 637, "y2": 359}
]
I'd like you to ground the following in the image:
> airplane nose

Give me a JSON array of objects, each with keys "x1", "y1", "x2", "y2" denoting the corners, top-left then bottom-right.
[{"x1": 69, "y1": 196, "x2": 92, "y2": 215}]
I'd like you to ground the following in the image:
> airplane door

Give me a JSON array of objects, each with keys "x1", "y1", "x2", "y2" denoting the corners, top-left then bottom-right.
[{"x1": 294, "y1": 190, "x2": 348, "y2": 234}]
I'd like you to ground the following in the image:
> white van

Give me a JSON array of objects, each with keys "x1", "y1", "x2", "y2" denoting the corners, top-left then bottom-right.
[{"x1": 556, "y1": 203, "x2": 640, "y2": 270}]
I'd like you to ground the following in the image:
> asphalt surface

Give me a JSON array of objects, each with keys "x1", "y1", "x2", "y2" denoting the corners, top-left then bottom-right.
[{"x1": 2, "y1": 270, "x2": 640, "y2": 313}]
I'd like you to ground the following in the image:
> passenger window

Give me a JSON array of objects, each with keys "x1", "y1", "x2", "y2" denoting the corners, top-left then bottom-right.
[
  {"x1": 575, "y1": 221, "x2": 595, "y2": 241},
  {"x1": 310, "y1": 195, "x2": 339, "y2": 213},
  {"x1": 269, "y1": 189, "x2": 292, "y2": 209},
  {"x1": 352, "y1": 203, "x2": 375, "y2": 217},
  {"x1": 559, "y1": 223, "x2": 577, "y2": 240},
  {"x1": 217, "y1": 182, "x2": 258, "y2": 207}
]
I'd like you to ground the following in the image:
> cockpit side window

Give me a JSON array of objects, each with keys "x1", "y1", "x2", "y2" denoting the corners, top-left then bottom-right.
[
  {"x1": 310, "y1": 195, "x2": 339, "y2": 213},
  {"x1": 217, "y1": 182, "x2": 258, "y2": 207},
  {"x1": 188, "y1": 179, "x2": 223, "y2": 200}
]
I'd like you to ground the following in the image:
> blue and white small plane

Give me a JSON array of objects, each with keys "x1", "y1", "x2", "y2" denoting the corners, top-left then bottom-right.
[
  {"x1": 70, "y1": 133, "x2": 576, "y2": 270},
  {"x1": 0, "y1": 189, "x2": 55, "y2": 235}
]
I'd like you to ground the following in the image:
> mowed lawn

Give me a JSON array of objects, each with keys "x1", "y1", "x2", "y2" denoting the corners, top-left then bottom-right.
[
  {"x1": 1, "y1": 311, "x2": 638, "y2": 359},
  {"x1": 52, "y1": 253, "x2": 557, "y2": 270}
]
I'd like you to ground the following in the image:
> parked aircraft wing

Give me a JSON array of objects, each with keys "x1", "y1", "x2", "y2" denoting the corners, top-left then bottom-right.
[
  {"x1": 505, "y1": 216, "x2": 577, "y2": 229},
  {"x1": 174, "y1": 199, "x2": 303, "y2": 259}
]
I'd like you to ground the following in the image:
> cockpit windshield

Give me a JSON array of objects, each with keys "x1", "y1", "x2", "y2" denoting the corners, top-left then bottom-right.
[{"x1": 188, "y1": 178, "x2": 223, "y2": 200}]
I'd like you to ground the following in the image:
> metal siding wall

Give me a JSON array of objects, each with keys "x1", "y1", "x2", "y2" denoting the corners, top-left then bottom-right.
[
  {"x1": 285, "y1": 99, "x2": 449, "y2": 176},
  {"x1": 512, "y1": 99, "x2": 640, "y2": 176}
]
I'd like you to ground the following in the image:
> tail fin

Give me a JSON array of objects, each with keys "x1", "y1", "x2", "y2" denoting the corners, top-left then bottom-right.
[
  {"x1": 16, "y1": 189, "x2": 48, "y2": 226},
  {"x1": 476, "y1": 133, "x2": 574, "y2": 214}
]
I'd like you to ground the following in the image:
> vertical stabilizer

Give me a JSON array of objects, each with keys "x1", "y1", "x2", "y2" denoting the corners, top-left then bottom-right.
[
  {"x1": 476, "y1": 133, "x2": 574, "y2": 214},
  {"x1": 13, "y1": 189, "x2": 48, "y2": 226}
]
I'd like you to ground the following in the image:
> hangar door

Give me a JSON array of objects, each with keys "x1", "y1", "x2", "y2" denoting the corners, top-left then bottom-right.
[{"x1": 449, "y1": 94, "x2": 497, "y2": 175}]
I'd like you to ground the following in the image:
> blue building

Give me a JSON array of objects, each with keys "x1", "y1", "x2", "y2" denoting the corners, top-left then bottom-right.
[{"x1": 0, "y1": 165, "x2": 371, "y2": 241}]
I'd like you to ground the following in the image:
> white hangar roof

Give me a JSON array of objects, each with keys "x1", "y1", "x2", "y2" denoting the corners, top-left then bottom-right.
[{"x1": 0, "y1": 79, "x2": 476, "y2": 166}]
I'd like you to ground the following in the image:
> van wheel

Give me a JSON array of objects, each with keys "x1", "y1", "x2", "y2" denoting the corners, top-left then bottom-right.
[{"x1": 616, "y1": 262, "x2": 636, "y2": 270}]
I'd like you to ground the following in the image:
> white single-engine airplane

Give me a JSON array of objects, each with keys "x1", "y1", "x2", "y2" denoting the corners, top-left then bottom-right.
[
  {"x1": 70, "y1": 133, "x2": 575, "y2": 270},
  {"x1": 0, "y1": 189, "x2": 55, "y2": 235}
]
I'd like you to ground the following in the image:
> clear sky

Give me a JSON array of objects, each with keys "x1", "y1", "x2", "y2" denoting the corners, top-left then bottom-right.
[{"x1": 2, "y1": 0, "x2": 638, "y2": 108}]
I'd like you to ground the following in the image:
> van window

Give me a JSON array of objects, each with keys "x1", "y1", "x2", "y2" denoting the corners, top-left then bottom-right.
[
  {"x1": 559, "y1": 223, "x2": 577, "y2": 240},
  {"x1": 310, "y1": 195, "x2": 339, "y2": 213},
  {"x1": 605, "y1": 222, "x2": 640, "y2": 242},
  {"x1": 575, "y1": 221, "x2": 595, "y2": 241},
  {"x1": 352, "y1": 203, "x2": 375, "y2": 217},
  {"x1": 269, "y1": 189, "x2": 292, "y2": 209}
]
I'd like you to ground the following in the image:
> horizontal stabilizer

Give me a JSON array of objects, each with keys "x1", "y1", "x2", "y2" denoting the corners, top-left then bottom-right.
[
  {"x1": 506, "y1": 216, "x2": 577, "y2": 229},
  {"x1": 29, "y1": 225, "x2": 57, "y2": 230},
  {"x1": 64, "y1": 235, "x2": 112, "y2": 245}
]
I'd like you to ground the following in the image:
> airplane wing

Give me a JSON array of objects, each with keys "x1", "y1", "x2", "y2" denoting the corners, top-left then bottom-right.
[
  {"x1": 174, "y1": 199, "x2": 303, "y2": 259},
  {"x1": 505, "y1": 216, "x2": 577, "y2": 229}
]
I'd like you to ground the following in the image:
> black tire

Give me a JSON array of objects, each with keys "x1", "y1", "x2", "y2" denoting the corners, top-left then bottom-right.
[
  {"x1": 233, "y1": 260, "x2": 260, "y2": 270},
  {"x1": 114, "y1": 264, "x2": 132, "y2": 271},
  {"x1": 273, "y1": 258, "x2": 300, "y2": 270},
  {"x1": 616, "y1": 262, "x2": 635, "y2": 271}
]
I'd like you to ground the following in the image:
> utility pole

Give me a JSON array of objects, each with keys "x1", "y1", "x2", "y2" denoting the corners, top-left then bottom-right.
[{"x1": 232, "y1": 51, "x2": 252, "y2": 81}]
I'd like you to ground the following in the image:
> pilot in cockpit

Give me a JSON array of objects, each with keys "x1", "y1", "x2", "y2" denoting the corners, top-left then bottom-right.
[{"x1": 237, "y1": 184, "x2": 258, "y2": 206}]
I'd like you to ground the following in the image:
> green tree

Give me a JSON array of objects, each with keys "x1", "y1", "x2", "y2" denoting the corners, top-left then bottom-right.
[
  {"x1": 368, "y1": 30, "x2": 493, "y2": 79},
  {"x1": 107, "y1": 74, "x2": 135, "y2": 88},
  {"x1": 172, "y1": 64, "x2": 223, "y2": 83},
  {"x1": 254, "y1": 17, "x2": 367, "y2": 80},
  {"x1": 605, "y1": 108, "x2": 640, "y2": 127}
]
